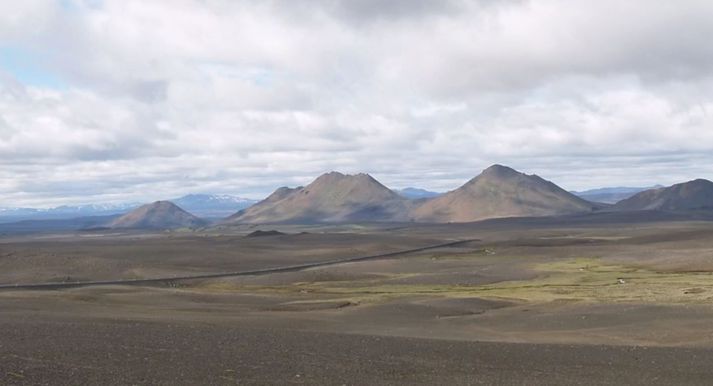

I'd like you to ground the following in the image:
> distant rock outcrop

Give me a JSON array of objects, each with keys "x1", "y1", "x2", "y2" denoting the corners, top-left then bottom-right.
[
  {"x1": 245, "y1": 230, "x2": 286, "y2": 238},
  {"x1": 224, "y1": 172, "x2": 411, "y2": 224},
  {"x1": 410, "y1": 165, "x2": 597, "y2": 223},
  {"x1": 108, "y1": 201, "x2": 206, "y2": 229},
  {"x1": 613, "y1": 179, "x2": 713, "y2": 211}
]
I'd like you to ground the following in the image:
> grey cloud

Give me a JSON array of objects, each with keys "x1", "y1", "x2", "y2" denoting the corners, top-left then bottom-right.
[
  {"x1": 1, "y1": 0, "x2": 713, "y2": 207},
  {"x1": 132, "y1": 80, "x2": 168, "y2": 103},
  {"x1": 314, "y1": 0, "x2": 465, "y2": 24}
]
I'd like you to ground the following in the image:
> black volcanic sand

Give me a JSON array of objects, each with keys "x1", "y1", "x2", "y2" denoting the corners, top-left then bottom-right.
[
  {"x1": 2, "y1": 314, "x2": 713, "y2": 385},
  {"x1": 3, "y1": 217, "x2": 713, "y2": 384}
]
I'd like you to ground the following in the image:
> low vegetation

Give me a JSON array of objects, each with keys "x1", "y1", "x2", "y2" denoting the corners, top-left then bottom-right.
[{"x1": 199, "y1": 256, "x2": 713, "y2": 305}]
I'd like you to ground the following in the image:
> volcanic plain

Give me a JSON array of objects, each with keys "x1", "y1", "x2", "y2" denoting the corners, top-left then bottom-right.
[{"x1": 2, "y1": 213, "x2": 713, "y2": 385}]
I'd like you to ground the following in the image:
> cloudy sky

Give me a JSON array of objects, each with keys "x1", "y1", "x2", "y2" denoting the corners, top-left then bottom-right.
[{"x1": 1, "y1": 0, "x2": 713, "y2": 207}]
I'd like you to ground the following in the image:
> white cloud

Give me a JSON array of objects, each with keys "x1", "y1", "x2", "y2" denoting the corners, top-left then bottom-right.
[{"x1": 1, "y1": 0, "x2": 713, "y2": 207}]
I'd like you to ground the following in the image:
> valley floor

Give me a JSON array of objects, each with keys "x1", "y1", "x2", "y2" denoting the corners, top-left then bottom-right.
[{"x1": 2, "y1": 215, "x2": 713, "y2": 385}]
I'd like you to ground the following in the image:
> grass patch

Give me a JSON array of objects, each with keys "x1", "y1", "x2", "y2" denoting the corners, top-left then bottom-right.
[{"x1": 194, "y1": 257, "x2": 713, "y2": 305}]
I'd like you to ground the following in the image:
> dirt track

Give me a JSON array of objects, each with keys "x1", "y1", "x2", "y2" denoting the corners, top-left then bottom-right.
[{"x1": 0, "y1": 239, "x2": 474, "y2": 291}]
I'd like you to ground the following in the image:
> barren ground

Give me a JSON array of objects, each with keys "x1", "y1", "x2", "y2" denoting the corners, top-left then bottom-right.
[{"x1": 2, "y1": 216, "x2": 713, "y2": 384}]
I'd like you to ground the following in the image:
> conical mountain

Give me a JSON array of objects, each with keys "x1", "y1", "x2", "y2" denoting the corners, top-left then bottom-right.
[
  {"x1": 410, "y1": 165, "x2": 596, "y2": 223},
  {"x1": 613, "y1": 179, "x2": 713, "y2": 211},
  {"x1": 109, "y1": 201, "x2": 206, "y2": 229},
  {"x1": 224, "y1": 172, "x2": 411, "y2": 224}
]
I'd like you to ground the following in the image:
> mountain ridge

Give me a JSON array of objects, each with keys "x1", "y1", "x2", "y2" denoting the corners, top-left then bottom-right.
[
  {"x1": 226, "y1": 165, "x2": 600, "y2": 224},
  {"x1": 613, "y1": 179, "x2": 713, "y2": 211}
]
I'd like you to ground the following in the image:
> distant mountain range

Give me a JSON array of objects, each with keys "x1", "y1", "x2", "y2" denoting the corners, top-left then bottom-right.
[
  {"x1": 396, "y1": 187, "x2": 442, "y2": 199},
  {"x1": 171, "y1": 194, "x2": 257, "y2": 217},
  {"x1": 222, "y1": 166, "x2": 712, "y2": 226},
  {"x1": 571, "y1": 186, "x2": 663, "y2": 204},
  {"x1": 0, "y1": 203, "x2": 139, "y2": 223},
  {"x1": 0, "y1": 194, "x2": 257, "y2": 223},
  {"x1": 3, "y1": 167, "x2": 712, "y2": 230},
  {"x1": 224, "y1": 165, "x2": 601, "y2": 225}
]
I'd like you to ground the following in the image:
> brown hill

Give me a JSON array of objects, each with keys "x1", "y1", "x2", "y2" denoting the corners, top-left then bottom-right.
[
  {"x1": 224, "y1": 172, "x2": 411, "y2": 224},
  {"x1": 613, "y1": 179, "x2": 713, "y2": 211},
  {"x1": 410, "y1": 165, "x2": 597, "y2": 223},
  {"x1": 109, "y1": 201, "x2": 206, "y2": 229}
]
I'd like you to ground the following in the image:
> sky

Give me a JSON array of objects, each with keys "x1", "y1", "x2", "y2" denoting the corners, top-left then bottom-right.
[{"x1": 1, "y1": 0, "x2": 713, "y2": 207}]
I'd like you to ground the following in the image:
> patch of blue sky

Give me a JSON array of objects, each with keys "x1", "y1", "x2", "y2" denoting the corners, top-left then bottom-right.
[
  {"x1": 0, "y1": 45, "x2": 67, "y2": 90},
  {"x1": 59, "y1": 0, "x2": 103, "y2": 12},
  {"x1": 59, "y1": 0, "x2": 78, "y2": 11}
]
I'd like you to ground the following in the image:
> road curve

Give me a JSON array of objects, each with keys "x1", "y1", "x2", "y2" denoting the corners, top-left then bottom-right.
[{"x1": 0, "y1": 239, "x2": 476, "y2": 291}]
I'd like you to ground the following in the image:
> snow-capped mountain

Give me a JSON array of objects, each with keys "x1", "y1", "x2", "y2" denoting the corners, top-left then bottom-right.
[
  {"x1": 0, "y1": 203, "x2": 139, "y2": 223},
  {"x1": 171, "y1": 194, "x2": 258, "y2": 217}
]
